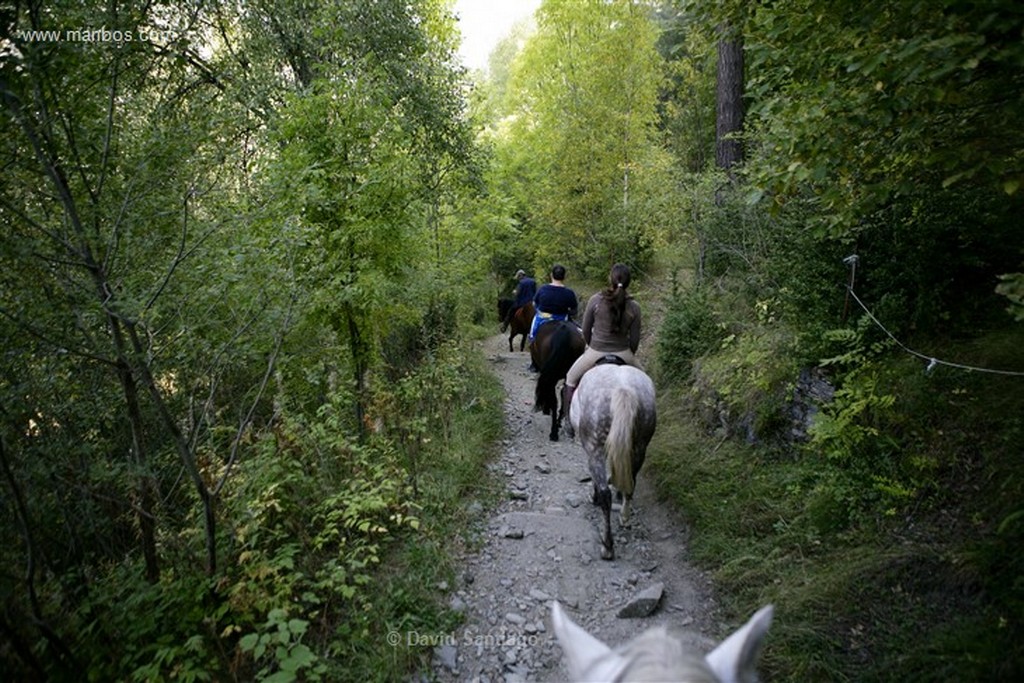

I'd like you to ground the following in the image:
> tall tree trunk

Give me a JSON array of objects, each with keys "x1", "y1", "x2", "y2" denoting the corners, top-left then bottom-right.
[
  {"x1": 715, "y1": 31, "x2": 745, "y2": 173},
  {"x1": 346, "y1": 304, "x2": 367, "y2": 440},
  {"x1": 113, "y1": 353, "x2": 161, "y2": 583},
  {"x1": 2, "y1": 83, "x2": 162, "y2": 582},
  {"x1": 1, "y1": 437, "x2": 81, "y2": 672}
]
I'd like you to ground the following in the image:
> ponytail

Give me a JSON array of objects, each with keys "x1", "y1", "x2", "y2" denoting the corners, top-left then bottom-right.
[{"x1": 603, "y1": 264, "x2": 631, "y2": 333}]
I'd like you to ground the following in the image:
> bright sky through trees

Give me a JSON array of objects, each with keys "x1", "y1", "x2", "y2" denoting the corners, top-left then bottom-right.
[{"x1": 453, "y1": 0, "x2": 541, "y2": 70}]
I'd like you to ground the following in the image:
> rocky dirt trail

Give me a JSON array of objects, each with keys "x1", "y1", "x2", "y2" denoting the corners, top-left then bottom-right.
[{"x1": 429, "y1": 333, "x2": 721, "y2": 682}]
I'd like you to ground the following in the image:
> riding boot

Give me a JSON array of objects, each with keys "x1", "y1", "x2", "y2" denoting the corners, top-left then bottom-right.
[{"x1": 563, "y1": 385, "x2": 576, "y2": 438}]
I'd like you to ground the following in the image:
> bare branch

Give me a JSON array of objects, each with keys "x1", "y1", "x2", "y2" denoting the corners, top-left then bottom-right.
[
  {"x1": 0, "y1": 306, "x2": 117, "y2": 367},
  {"x1": 143, "y1": 190, "x2": 192, "y2": 313},
  {"x1": 214, "y1": 292, "x2": 296, "y2": 496}
]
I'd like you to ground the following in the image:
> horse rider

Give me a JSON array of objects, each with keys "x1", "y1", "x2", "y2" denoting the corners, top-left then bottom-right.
[
  {"x1": 527, "y1": 264, "x2": 579, "y2": 370},
  {"x1": 502, "y1": 269, "x2": 537, "y2": 332},
  {"x1": 562, "y1": 263, "x2": 642, "y2": 435}
]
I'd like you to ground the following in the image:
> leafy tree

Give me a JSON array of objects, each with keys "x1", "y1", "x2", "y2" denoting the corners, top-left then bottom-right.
[
  {"x1": 1, "y1": 0, "x2": 476, "y2": 678},
  {"x1": 741, "y1": 0, "x2": 1024, "y2": 236},
  {"x1": 493, "y1": 0, "x2": 671, "y2": 276},
  {"x1": 655, "y1": 4, "x2": 717, "y2": 173}
]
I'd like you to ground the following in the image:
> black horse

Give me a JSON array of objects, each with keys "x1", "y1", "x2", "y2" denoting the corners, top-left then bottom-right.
[{"x1": 530, "y1": 320, "x2": 585, "y2": 441}]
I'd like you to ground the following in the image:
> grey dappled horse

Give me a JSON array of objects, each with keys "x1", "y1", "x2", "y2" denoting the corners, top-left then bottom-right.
[
  {"x1": 552, "y1": 601, "x2": 773, "y2": 683},
  {"x1": 569, "y1": 363, "x2": 656, "y2": 560}
]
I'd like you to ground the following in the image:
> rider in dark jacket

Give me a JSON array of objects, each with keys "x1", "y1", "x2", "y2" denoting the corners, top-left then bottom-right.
[
  {"x1": 529, "y1": 264, "x2": 578, "y2": 340},
  {"x1": 502, "y1": 269, "x2": 537, "y2": 331}
]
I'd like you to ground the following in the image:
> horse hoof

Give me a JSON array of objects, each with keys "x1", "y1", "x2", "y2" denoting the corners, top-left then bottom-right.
[
  {"x1": 549, "y1": 433, "x2": 559, "y2": 442},
  {"x1": 601, "y1": 547, "x2": 614, "y2": 561}
]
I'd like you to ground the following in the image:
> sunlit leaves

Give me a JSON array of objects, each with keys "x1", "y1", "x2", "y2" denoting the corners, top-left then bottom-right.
[{"x1": 492, "y1": 0, "x2": 670, "y2": 274}]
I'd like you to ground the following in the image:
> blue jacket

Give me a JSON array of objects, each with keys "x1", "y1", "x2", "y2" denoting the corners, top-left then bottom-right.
[
  {"x1": 514, "y1": 277, "x2": 537, "y2": 307},
  {"x1": 534, "y1": 284, "x2": 578, "y2": 317}
]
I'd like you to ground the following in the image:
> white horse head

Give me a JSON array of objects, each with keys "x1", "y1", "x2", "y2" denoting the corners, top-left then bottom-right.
[{"x1": 551, "y1": 601, "x2": 773, "y2": 683}]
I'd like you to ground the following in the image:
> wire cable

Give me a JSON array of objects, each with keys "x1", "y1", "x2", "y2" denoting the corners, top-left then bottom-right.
[{"x1": 845, "y1": 285, "x2": 1024, "y2": 377}]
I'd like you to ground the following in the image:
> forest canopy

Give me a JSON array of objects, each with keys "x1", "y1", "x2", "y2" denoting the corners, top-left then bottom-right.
[{"x1": 2, "y1": 0, "x2": 1022, "y2": 679}]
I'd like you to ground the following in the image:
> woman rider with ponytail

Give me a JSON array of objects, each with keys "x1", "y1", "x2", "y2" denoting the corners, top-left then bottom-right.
[{"x1": 563, "y1": 263, "x2": 642, "y2": 436}]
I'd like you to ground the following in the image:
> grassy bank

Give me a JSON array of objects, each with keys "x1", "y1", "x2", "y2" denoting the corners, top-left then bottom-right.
[
  {"x1": 343, "y1": 341, "x2": 507, "y2": 680},
  {"x1": 647, "y1": 326, "x2": 1024, "y2": 680}
]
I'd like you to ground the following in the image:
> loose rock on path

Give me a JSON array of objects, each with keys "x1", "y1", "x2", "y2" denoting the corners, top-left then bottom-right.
[{"x1": 429, "y1": 333, "x2": 720, "y2": 682}]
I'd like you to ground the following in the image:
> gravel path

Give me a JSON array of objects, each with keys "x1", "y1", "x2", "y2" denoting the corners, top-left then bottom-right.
[{"x1": 428, "y1": 333, "x2": 721, "y2": 682}]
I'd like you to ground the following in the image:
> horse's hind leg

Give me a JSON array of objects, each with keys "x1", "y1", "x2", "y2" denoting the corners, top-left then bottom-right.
[
  {"x1": 596, "y1": 487, "x2": 614, "y2": 560},
  {"x1": 619, "y1": 493, "x2": 633, "y2": 527}
]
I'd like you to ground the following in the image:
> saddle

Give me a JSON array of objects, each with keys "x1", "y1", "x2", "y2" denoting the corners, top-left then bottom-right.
[{"x1": 594, "y1": 354, "x2": 627, "y2": 367}]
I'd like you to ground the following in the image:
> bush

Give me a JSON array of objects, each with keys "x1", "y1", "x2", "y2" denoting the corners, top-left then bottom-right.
[{"x1": 656, "y1": 286, "x2": 724, "y2": 382}]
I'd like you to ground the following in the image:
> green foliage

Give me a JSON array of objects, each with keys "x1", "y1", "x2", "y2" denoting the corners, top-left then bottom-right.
[
  {"x1": 651, "y1": 5, "x2": 1023, "y2": 666},
  {"x1": 655, "y1": 6, "x2": 716, "y2": 172},
  {"x1": 42, "y1": 342, "x2": 504, "y2": 682},
  {"x1": 740, "y1": 0, "x2": 1024, "y2": 237},
  {"x1": 488, "y1": 0, "x2": 670, "y2": 276},
  {"x1": 650, "y1": 338, "x2": 1024, "y2": 679},
  {"x1": 654, "y1": 260, "x2": 1024, "y2": 678},
  {"x1": 996, "y1": 271, "x2": 1024, "y2": 322},
  {"x1": 238, "y1": 609, "x2": 323, "y2": 682},
  {"x1": 656, "y1": 286, "x2": 724, "y2": 382},
  {"x1": 810, "y1": 325, "x2": 897, "y2": 462},
  {"x1": 227, "y1": 398, "x2": 420, "y2": 617},
  {"x1": 1, "y1": 0, "x2": 487, "y2": 680}
]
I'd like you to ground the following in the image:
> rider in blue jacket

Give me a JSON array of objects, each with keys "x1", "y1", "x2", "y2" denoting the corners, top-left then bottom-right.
[
  {"x1": 502, "y1": 269, "x2": 537, "y2": 331},
  {"x1": 529, "y1": 264, "x2": 578, "y2": 340}
]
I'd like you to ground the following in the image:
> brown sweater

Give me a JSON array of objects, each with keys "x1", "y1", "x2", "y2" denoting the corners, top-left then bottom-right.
[{"x1": 581, "y1": 291, "x2": 641, "y2": 353}]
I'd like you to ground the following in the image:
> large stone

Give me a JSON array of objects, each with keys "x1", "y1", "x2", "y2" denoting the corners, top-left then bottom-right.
[
  {"x1": 435, "y1": 644, "x2": 458, "y2": 672},
  {"x1": 616, "y1": 582, "x2": 664, "y2": 619}
]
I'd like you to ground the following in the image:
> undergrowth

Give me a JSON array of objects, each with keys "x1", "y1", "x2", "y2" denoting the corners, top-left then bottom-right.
[
  {"x1": 338, "y1": 345, "x2": 506, "y2": 680},
  {"x1": 649, "y1": 326, "x2": 1024, "y2": 681},
  {"x1": 52, "y1": 342, "x2": 505, "y2": 682}
]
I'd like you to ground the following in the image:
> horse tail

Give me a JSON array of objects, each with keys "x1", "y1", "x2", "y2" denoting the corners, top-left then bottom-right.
[{"x1": 606, "y1": 386, "x2": 638, "y2": 496}]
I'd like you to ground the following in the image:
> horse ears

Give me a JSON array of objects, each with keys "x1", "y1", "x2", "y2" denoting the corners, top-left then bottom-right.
[
  {"x1": 705, "y1": 604, "x2": 774, "y2": 683},
  {"x1": 551, "y1": 601, "x2": 628, "y2": 681}
]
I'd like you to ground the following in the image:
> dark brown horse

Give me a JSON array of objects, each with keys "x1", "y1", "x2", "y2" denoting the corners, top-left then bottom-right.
[
  {"x1": 530, "y1": 320, "x2": 584, "y2": 441},
  {"x1": 500, "y1": 301, "x2": 534, "y2": 352}
]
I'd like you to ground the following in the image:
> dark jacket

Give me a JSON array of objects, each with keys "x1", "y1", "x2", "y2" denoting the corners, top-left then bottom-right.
[
  {"x1": 514, "y1": 277, "x2": 537, "y2": 307},
  {"x1": 534, "y1": 284, "x2": 578, "y2": 317}
]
